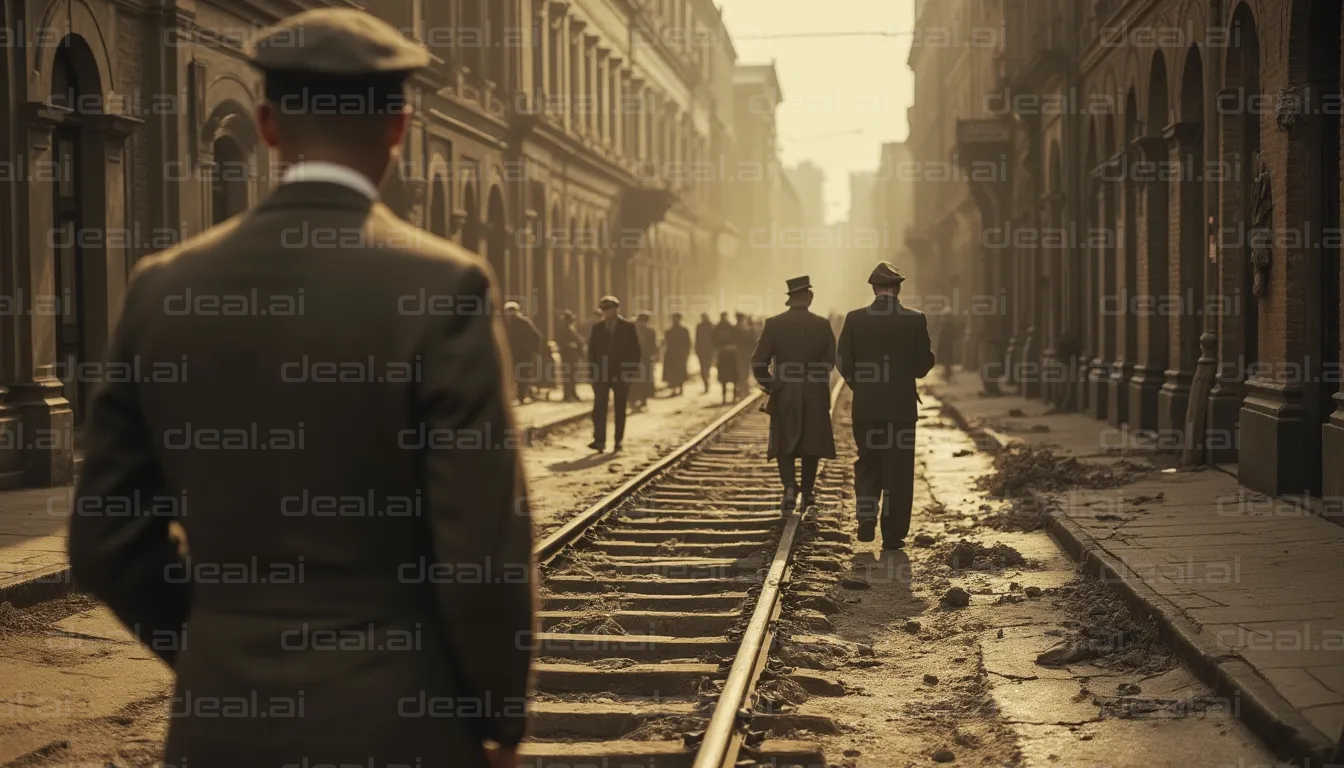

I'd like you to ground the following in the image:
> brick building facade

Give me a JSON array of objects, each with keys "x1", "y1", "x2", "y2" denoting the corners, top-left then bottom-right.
[
  {"x1": 0, "y1": 0, "x2": 789, "y2": 487},
  {"x1": 908, "y1": 0, "x2": 1344, "y2": 504}
]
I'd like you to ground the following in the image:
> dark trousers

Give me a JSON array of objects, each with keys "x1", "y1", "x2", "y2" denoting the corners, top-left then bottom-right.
[
  {"x1": 592, "y1": 382, "x2": 629, "y2": 446},
  {"x1": 698, "y1": 354, "x2": 712, "y2": 387},
  {"x1": 852, "y1": 420, "x2": 917, "y2": 542},
  {"x1": 777, "y1": 455, "x2": 819, "y2": 495}
]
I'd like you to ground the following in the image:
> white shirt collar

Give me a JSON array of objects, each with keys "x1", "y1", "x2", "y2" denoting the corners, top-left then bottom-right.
[{"x1": 280, "y1": 161, "x2": 380, "y2": 201}]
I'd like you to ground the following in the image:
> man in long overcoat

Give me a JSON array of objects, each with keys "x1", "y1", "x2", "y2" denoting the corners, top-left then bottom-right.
[
  {"x1": 838, "y1": 262, "x2": 936, "y2": 549},
  {"x1": 504, "y1": 301, "x2": 542, "y2": 404},
  {"x1": 587, "y1": 295, "x2": 641, "y2": 451},
  {"x1": 662, "y1": 312, "x2": 691, "y2": 396},
  {"x1": 712, "y1": 312, "x2": 740, "y2": 403},
  {"x1": 556, "y1": 309, "x2": 586, "y2": 401},
  {"x1": 694, "y1": 312, "x2": 715, "y2": 394},
  {"x1": 67, "y1": 10, "x2": 534, "y2": 767},
  {"x1": 751, "y1": 276, "x2": 837, "y2": 513},
  {"x1": 631, "y1": 312, "x2": 658, "y2": 410}
]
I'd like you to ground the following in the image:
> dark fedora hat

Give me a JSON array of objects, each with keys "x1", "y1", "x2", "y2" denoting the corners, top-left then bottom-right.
[{"x1": 785, "y1": 275, "x2": 812, "y2": 294}]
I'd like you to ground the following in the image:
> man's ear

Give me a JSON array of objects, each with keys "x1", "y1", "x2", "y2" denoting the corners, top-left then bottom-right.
[{"x1": 387, "y1": 108, "x2": 412, "y2": 150}]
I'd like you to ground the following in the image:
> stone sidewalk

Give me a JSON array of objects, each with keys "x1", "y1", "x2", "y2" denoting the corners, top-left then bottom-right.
[{"x1": 926, "y1": 372, "x2": 1344, "y2": 762}]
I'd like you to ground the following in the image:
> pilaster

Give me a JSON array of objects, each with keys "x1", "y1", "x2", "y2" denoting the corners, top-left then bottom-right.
[
  {"x1": 1128, "y1": 135, "x2": 1169, "y2": 431},
  {"x1": 1159, "y1": 121, "x2": 1205, "y2": 437}
]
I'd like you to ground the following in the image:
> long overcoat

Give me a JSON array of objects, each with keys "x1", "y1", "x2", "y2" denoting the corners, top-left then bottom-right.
[
  {"x1": 751, "y1": 307, "x2": 837, "y2": 459},
  {"x1": 67, "y1": 180, "x2": 534, "y2": 767},
  {"x1": 662, "y1": 324, "x2": 691, "y2": 386}
]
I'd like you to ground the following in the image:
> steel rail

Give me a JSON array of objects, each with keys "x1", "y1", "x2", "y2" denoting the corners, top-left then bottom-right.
[
  {"x1": 533, "y1": 389, "x2": 765, "y2": 562},
  {"x1": 691, "y1": 378, "x2": 846, "y2": 768}
]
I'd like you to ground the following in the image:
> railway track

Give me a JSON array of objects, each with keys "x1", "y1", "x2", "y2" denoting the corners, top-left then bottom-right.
[{"x1": 520, "y1": 383, "x2": 848, "y2": 768}]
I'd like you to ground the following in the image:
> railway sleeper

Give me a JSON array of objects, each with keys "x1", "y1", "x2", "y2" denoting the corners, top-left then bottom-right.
[{"x1": 538, "y1": 609, "x2": 742, "y2": 636}]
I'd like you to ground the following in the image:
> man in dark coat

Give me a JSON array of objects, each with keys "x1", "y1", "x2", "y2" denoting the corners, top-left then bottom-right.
[
  {"x1": 631, "y1": 312, "x2": 658, "y2": 409},
  {"x1": 712, "y1": 312, "x2": 741, "y2": 404},
  {"x1": 66, "y1": 10, "x2": 534, "y2": 768},
  {"x1": 504, "y1": 301, "x2": 542, "y2": 404},
  {"x1": 695, "y1": 312, "x2": 716, "y2": 394},
  {"x1": 556, "y1": 309, "x2": 586, "y2": 401},
  {"x1": 752, "y1": 277, "x2": 837, "y2": 513},
  {"x1": 588, "y1": 295, "x2": 641, "y2": 451},
  {"x1": 663, "y1": 312, "x2": 692, "y2": 396},
  {"x1": 734, "y1": 312, "x2": 755, "y2": 391},
  {"x1": 838, "y1": 261, "x2": 936, "y2": 549}
]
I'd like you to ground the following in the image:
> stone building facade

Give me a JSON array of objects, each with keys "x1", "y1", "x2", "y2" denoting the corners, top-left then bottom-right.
[
  {"x1": 0, "y1": 0, "x2": 773, "y2": 487},
  {"x1": 908, "y1": 0, "x2": 1344, "y2": 504}
]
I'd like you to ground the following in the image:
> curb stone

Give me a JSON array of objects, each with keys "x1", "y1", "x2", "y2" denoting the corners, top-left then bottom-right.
[
  {"x1": 933, "y1": 390, "x2": 1337, "y2": 765},
  {"x1": 0, "y1": 563, "x2": 75, "y2": 609}
]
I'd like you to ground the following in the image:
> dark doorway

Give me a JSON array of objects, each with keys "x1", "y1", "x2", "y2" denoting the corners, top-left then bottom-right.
[
  {"x1": 211, "y1": 135, "x2": 248, "y2": 225},
  {"x1": 50, "y1": 40, "x2": 89, "y2": 425}
]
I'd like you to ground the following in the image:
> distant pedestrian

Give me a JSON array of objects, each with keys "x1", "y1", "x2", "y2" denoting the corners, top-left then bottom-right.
[
  {"x1": 936, "y1": 307, "x2": 960, "y2": 383},
  {"x1": 67, "y1": 9, "x2": 533, "y2": 767},
  {"x1": 838, "y1": 261, "x2": 936, "y2": 549},
  {"x1": 663, "y1": 313, "x2": 691, "y2": 396},
  {"x1": 557, "y1": 309, "x2": 585, "y2": 402},
  {"x1": 587, "y1": 295, "x2": 641, "y2": 452},
  {"x1": 632, "y1": 312, "x2": 658, "y2": 410},
  {"x1": 712, "y1": 312, "x2": 741, "y2": 404},
  {"x1": 695, "y1": 312, "x2": 715, "y2": 394},
  {"x1": 504, "y1": 300, "x2": 542, "y2": 404},
  {"x1": 734, "y1": 312, "x2": 754, "y2": 394},
  {"x1": 752, "y1": 276, "x2": 837, "y2": 514}
]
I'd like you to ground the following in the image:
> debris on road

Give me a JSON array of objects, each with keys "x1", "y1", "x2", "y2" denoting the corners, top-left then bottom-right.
[
  {"x1": 941, "y1": 586, "x2": 971, "y2": 607},
  {"x1": 976, "y1": 443, "x2": 1145, "y2": 499}
]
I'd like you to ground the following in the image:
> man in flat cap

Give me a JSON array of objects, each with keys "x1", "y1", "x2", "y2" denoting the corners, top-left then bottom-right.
[
  {"x1": 838, "y1": 262, "x2": 935, "y2": 549},
  {"x1": 751, "y1": 276, "x2": 837, "y2": 513},
  {"x1": 68, "y1": 9, "x2": 533, "y2": 768},
  {"x1": 587, "y1": 296, "x2": 641, "y2": 451}
]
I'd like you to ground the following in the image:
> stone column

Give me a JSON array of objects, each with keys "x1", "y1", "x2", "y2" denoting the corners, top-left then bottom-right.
[
  {"x1": 1108, "y1": 149, "x2": 1135, "y2": 427},
  {"x1": 1088, "y1": 163, "x2": 1114, "y2": 421},
  {"x1": 1128, "y1": 135, "x2": 1169, "y2": 431},
  {"x1": 81, "y1": 113, "x2": 142, "y2": 365},
  {"x1": 4, "y1": 104, "x2": 76, "y2": 486},
  {"x1": 1159, "y1": 121, "x2": 1204, "y2": 435}
]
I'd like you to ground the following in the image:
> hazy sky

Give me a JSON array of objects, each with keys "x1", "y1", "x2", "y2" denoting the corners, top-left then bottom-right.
[{"x1": 720, "y1": 0, "x2": 915, "y2": 223}]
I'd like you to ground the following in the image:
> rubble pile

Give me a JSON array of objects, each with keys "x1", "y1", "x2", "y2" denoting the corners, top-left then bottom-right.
[
  {"x1": 942, "y1": 540, "x2": 1030, "y2": 571},
  {"x1": 976, "y1": 443, "x2": 1143, "y2": 499}
]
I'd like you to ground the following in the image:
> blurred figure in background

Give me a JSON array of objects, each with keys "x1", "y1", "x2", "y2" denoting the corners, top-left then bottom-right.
[
  {"x1": 695, "y1": 312, "x2": 716, "y2": 394},
  {"x1": 936, "y1": 306, "x2": 960, "y2": 384},
  {"x1": 663, "y1": 312, "x2": 691, "y2": 397},
  {"x1": 504, "y1": 301, "x2": 542, "y2": 405},
  {"x1": 734, "y1": 312, "x2": 754, "y2": 397},
  {"x1": 556, "y1": 309, "x2": 585, "y2": 402},
  {"x1": 713, "y1": 312, "x2": 740, "y2": 404},
  {"x1": 632, "y1": 312, "x2": 658, "y2": 410}
]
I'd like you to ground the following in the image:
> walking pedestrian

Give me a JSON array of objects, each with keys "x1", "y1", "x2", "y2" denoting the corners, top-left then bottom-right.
[
  {"x1": 557, "y1": 309, "x2": 585, "y2": 402},
  {"x1": 587, "y1": 295, "x2": 640, "y2": 452},
  {"x1": 936, "y1": 306, "x2": 960, "y2": 384},
  {"x1": 663, "y1": 312, "x2": 691, "y2": 396},
  {"x1": 67, "y1": 10, "x2": 534, "y2": 767},
  {"x1": 504, "y1": 301, "x2": 542, "y2": 404},
  {"x1": 838, "y1": 261, "x2": 936, "y2": 549},
  {"x1": 751, "y1": 277, "x2": 837, "y2": 514},
  {"x1": 734, "y1": 312, "x2": 754, "y2": 397},
  {"x1": 695, "y1": 312, "x2": 715, "y2": 394},
  {"x1": 632, "y1": 312, "x2": 658, "y2": 410},
  {"x1": 712, "y1": 312, "x2": 740, "y2": 404}
]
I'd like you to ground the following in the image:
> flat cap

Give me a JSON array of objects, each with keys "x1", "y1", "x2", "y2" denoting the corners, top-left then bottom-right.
[
  {"x1": 503, "y1": 301, "x2": 521, "y2": 312},
  {"x1": 868, "y1": 261, "x2": 906, "y2": 286},
  {"x1": 598, "y1": 295, "x2": 620, "y2": 309},
  {"x1": 247, "y1": 9, "x2": 430, "y2": 75}
]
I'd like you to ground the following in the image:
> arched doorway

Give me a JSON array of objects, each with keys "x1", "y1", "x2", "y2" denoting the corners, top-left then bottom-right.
[
  {"x1": 1161, "y1": 45, "x2": 1206, "y2": 436},
  {"x1": 1131, "y1": 53, "x2": 1170, "y2": 430},
  {"x1": 211, "y1": 135, "x2": 249, "y2": 225},
  {"x1": 462, "y1": 183, "x2": 480, "y2": 254},
  {"x1": 485, "y1": 185, "x2": 508, "y2": 292},
  {"x1": 1209, "y1": 3, "x2": 1261, "y2": 463},
  {"x1": 1294, "y1": 0, "x2": 1342, "y2": 494},
  {"x1": 49, "y1": 37, "x2": 99, "y2": 426}
]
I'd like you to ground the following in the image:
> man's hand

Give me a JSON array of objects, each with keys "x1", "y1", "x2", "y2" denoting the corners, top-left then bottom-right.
[{"x1": 485, "y1": 744, "x2": 519, "y2": 768}]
